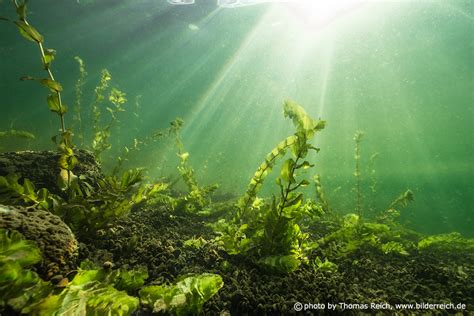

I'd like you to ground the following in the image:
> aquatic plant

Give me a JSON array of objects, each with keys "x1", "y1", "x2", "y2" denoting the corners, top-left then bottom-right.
[
  {"x1": 183, "y1": 236, "x2": 209, "y2": 249},
  {"x1": 1, "y1": 0, "x2": 77, "y2": 188},
  {"x1": 353, "y1": 130, "x2": 364, "y2": 217},
  {"x1": 0, "y1": 170, "x2": 167, "y2": 237},
  {"x1": 0, "y1": 174, "x2": 57, "y2": 210},
  {"x1": 313, "y1": 257, "x2": 338, "y2": 273},
  {"x1": 314, "y1": 174, "x2": 330, "y2": 215},
  {"x1": 418, "y1": 232, "x2": 474, "y2": 252},
  {"x1": 169, "y1": 118, "x2": 218, "y2": 214},
  {"x1": 139, "y1": 273, "x2": 223, "y2": 315},
  {"x1": 0, "y1": 129, "x2": 35, "y2": 140},
  {"x1": 317, "y1": 214, "x2": 411, "y2": 258},
  {"x1": 0, "y1": 229, "x2": 51, "y2": 313},
  {"x1": 380, "y1": 241, "x2": 409, "y2": 255},
  {"x1": 62, "y1": 168, "x2": 167, "y2": 235},
  {"x1": 388, "y1": 189, "x2": 414, "y2": 210},
  {"x1": 29, "y1": 260, "x2": 142, "y2": 315},
  {"x1": 377, "y1": 189, "x2": 414, "y2": 224},
  {"x1": 73, "y1": 56, "x2": 88, "y2": 147},
  {"x1": 112, "y1": 95, "x2": 165, "y2": 175},
  {"x1": 367, "y1": 152, "x2": 379, "y2": 215},
  {"x1": 213, "y1": 100, "x2": 325, "y2": 273},
  {"x1": 90, "y1": 69, "x2": 128, "y2": 162},
  {"x1": 1, "y1": 228, "x2": 223, "y2": 315}
]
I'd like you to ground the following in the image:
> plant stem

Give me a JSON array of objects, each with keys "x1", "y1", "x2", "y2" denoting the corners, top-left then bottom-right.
[{"x1": 14, "y1": 0, "x2": 66, "y2": 136}]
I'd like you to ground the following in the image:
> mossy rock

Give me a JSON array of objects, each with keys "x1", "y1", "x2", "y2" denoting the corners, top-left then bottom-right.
[
  {"x1": 0, "y1": 204, "x2": 78, "y2": 279},
  {"x1": 0, "y1": 149, "x2": 103, "y2": 195}
]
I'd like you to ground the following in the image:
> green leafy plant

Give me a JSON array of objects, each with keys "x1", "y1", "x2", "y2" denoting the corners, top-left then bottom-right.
[
  {"x1": 139, "y1": 273, "x2": 223, "y2": 316},
  {"x1": 29, "y1": 261, "x2": 143, "y2": 316},
  {"x1": 0, "y1": 174, "x2": 58, "y2": 210},
  {"x1": 388, "y1": 189, "x2": 414, "y2": 210},
  {"x1": 61, "y1": 168, "x2": 167, "y2": 235},
  {"x1": 317, "y1": 213, "x2": 411, "y2": 258},
  {"x1": 418, "y1": 232, "x2": 474, "y2": 252},
  {"x1": 112, "y1": 128, "x2": 165, "y2": 175},
  {"x1": 0, "y1": 129, "x2": 35, "y2": 140},
  {"x1": 313, "y1": 257, "x2": 338, "y2": 273},
  {"x1": 378, "y1": 189, "x2": 414, "y2": 224},
  {"x1": 353, "y1": 130, "x2": 364, "y2": 217},
  {"x1": 73, "y1": 56, "x2": 88, "y2": 147},
  {"x1": 0, "y1": 170, "x2": 167, "y2": 237},
  {"x1": 183, "y1": 236, "x2": 209, "y2": 249},
  {"x1": 367, "y1": 152, "x2": 379, "y2": 215},
  {"x1": 169, "y1": 118, "x2": 219, "y2": 214},
  {"x1": 380, "y1": 241, "x2": 409, "y2": 255},
  {"x1": 2, "y1": 0, "x2": 77, "y2": 189},
  {"x1": 90, "y1": 69, "x2": 129, "y2": 162},
  {"x1": 0, "y1": 229, "x2": 51, "y2": 313},
  {"x1": 313, "y1": 174, "x2": 330, "y2": 215},
  {"x1": 213, "y1": 100, "x2": 326, "y2": 273}
]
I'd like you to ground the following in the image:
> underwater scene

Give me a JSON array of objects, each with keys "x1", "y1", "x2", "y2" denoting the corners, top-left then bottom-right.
[{"x1": 0, "y1": 0, "x2": 473, "y2": 314}]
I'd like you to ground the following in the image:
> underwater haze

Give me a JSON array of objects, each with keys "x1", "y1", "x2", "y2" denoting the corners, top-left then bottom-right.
[
  {"x1": 0, "y1": 0, "x2": 473, "y2": 234},
  {"x1": 1, "y1": 1, "x2": 474, "y2": 315}
]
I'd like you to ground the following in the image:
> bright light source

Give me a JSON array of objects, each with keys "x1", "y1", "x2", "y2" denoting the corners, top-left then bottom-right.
[
  {"x1": 167, "y1": 0, "x2": 195, "y2": 5},
  {"x1": 283, "y1": 0, "x2": 366, "y2": 29}
]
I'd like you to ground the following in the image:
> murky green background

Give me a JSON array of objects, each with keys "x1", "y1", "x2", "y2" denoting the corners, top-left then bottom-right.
[{"x1": 0, "y1": 0, "x2": 472, "y2": 236}]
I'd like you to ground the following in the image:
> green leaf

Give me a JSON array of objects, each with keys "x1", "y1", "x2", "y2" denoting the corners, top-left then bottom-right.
[
  {"x1": 46, "y1": 94, "x2": 60, "y2": 113},
  {"x1": 40, "y1": 79, "x2": 62, "y2": 92},
  {"x1": 30, "y1": 268, "x2": 140, "y2": 316},
  {"x1": 58, "y1": 152, "x2": 78, "y2": 171},
  {"x1": 298, "y1": 179, "x2": 310, "y2": 187},
  {"x1": 0, "y1": 229, "x2": 41, "y2": 267},
  {"x1": 0, "y1": 229, "x2": 52, "y2": 313},
  {"x1": 14, "y1": 21, "x2": 43, "y2": 43},
  {"x1": 16, "y1": 3, "x2": 27, "y2": 20},
  {"x1": 139, "y1": 273, "x2": 223, "y2": 316},
  {"x1": 258, "y1": 255, "x2": 301, "y2": 273},
  {"x1": 111, "y1": 266, "x2": 149, "y2": 292},
  {"x1": 280, "y1": 159, "x2": 295, "y2": 183},
  {"x1": 22, "y1": 178, "x2": 35, "y2": 197},
  {"x1": 42, "y1": 48, "x2": 56, "y2": 69}
]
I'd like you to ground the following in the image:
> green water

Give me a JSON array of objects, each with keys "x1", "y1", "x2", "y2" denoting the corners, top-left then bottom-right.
[{"x1": 0, "y1": 0, "x2": 472, "y2": 235}]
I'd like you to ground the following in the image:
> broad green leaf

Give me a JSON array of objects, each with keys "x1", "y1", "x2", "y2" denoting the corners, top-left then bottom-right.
[
  {"x1": 280, "y1": 159, "x2": 295, "y2": 183},
  {"x1": 23, "y1": 178, "x2": 35, "y2": 196},
  {"x1": 139, "y1": 273, "x2": 223, "y2": 316},
  {"x1": 0, "y1": 230, "x2": 41, "y2": 267}
]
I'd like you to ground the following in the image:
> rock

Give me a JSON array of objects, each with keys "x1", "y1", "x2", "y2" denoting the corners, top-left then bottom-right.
[
  {"x1": 0, "y1": 204, "x2": 78, "y2": 279},
  {"x1": 0, "y1": 149, "x2": 102, "y2": 195},
  {"x1": 102, "y1": 261, "x2": 114, "y2": 270}
]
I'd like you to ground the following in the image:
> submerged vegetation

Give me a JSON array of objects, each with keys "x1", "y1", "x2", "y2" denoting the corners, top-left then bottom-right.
[
  {"x1": 0, "y1": 1, "x2": 473, "y2": 314},
  {"x1": 212, "y1": 100, "x2": 326, "y2": 273}
]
